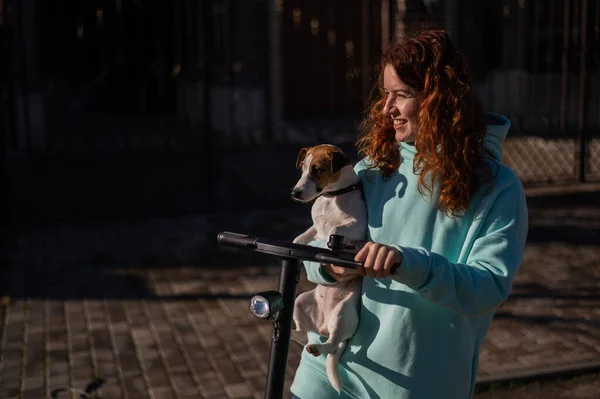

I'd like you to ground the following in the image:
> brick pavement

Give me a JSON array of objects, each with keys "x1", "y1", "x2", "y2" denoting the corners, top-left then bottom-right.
[{"x1": 1, "y1": 188, "x2": 600, "y2": 398}]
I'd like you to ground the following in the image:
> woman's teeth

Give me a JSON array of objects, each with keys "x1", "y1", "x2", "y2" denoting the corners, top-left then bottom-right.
[{"x1": 393, "y1": 119, "x2": 407, "y2": 127}]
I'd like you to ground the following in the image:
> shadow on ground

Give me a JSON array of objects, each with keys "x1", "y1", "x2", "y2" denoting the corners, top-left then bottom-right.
[
  {"x1": 526, "y1": 189, "x2": 600, "y2": 245},
  {"x1": 1, "y1": 187, "x2": 598, "y2": 301}
]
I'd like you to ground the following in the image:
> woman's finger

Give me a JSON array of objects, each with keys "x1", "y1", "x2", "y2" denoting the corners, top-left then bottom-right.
[
  {"x1": 354, "y1": 241, "x2": 372, "y2": 262},
  {"x1": 383, "y1": 249, "x2": 397, "y2": 278},
  {"x1": 373, "y1": 246, "x2": 389, "y2": 278},
  {"x1": 363, "y1": 243, "x2": 381, "y2": 278},
  {"x1": 354, "y1": 242, "x2": 373, "y2": 276}
]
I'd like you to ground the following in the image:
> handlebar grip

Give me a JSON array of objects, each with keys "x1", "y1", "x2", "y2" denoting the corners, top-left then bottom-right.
[
  {"x1": 315, "y1": 254, "x2": 401, "y2": 275},
  {"x1": 314, "y1": 253, "x2": 363, "y2": 269},
  {"x1": 217, "y1": 231, "x2": 257, "y2": 249}
]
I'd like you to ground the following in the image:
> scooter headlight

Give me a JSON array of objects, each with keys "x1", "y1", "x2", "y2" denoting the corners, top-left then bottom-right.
[{"x1": 249, "y1": 291, "x2": 283, "y2": 320}]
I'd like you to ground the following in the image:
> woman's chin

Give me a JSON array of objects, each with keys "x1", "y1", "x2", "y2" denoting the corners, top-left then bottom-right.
[{"x1": 395, "y1": 130, "x2": 415, "y2": 142}]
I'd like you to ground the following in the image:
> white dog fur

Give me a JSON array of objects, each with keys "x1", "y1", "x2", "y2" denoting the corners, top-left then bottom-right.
[{"x1": 290, "y1": 144, "x2": 367, "y2": 393}]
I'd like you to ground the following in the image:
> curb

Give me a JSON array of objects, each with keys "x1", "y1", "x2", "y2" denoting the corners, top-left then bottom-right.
[
  {"x1": 524, "y1": 181, "x2": 600, "y2": 197},
  {"x1": 475, "y1": 360, "x2": 600, "y2": 390}
]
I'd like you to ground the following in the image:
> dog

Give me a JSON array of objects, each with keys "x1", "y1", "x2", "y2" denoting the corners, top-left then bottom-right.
[{"x1": 290, "y1": 144, "x2": 367, "y2": 393}]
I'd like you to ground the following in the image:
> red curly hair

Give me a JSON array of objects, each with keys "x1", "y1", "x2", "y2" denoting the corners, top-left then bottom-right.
[{"x1": 356, "y1": 29, "x2": 490, "y2": 216}]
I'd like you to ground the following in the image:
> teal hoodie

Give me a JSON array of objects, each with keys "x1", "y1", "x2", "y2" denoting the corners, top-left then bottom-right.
[{"x1": 290, "y1": 114, "x2": 528, "y2": 399}]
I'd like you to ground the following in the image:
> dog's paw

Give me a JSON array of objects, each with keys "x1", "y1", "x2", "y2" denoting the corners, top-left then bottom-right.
[
  {"x1": 306, "y1": 343, "x2": 337, "y2": 356},
  {"x1": 293, "y1": 236, "x2": 310, "y2": 245},
  {"x1": 305, "y1": 344, "x2": 321, "y2": 356}
]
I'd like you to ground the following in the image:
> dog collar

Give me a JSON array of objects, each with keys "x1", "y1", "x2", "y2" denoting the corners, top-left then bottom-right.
[{"x1": 320, "y1": 181, "x2": 363, "y2": 198}]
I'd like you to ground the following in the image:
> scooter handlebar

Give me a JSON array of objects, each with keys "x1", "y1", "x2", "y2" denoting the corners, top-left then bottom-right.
[
  {"x1": 217, "y1": 231, "x2": 399, "y2": 274},
  {"x1": 217, "y1": 231, "x2": 258, "y2": 249},
  {"x1": 217, "y1": 231, "x2": 361, "y2": 268}
]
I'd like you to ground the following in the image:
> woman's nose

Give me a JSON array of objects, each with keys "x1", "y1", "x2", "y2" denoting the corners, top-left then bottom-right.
[{"x1": 382, "y1": 98, "x2": 395, "y2": 116}]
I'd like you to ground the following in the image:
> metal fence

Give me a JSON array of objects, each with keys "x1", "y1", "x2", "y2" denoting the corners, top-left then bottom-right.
[
  {"x1": 1, "y1": 0, "x2": 273, "y2": 153},
  {"x1": 0, "y1": 0, "x2": 599, "y2": 225},
  {"x1": 471, "y1": 0, "x2": 600, "y2": 184},
  {"x1": 0, "y1": 0, "x2": 388, "y2": 224}
]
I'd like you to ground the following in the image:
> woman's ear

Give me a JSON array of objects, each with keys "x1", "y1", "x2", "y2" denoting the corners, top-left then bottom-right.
[{"x1": 296, "y1": 147, "x2": 309, "y2": 169}]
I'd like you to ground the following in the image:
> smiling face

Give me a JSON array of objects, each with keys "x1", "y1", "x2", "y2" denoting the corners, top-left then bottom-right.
[{"x1": 382, "y1": 64, "x2": 420, "y2": 143}]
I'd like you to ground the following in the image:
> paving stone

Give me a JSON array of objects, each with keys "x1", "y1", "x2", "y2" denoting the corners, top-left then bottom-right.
[
  {"x1": 224, "y1": 381, "x2": 253, "y2": 398},
  {"x1": 98, "y1": 385, "x2": 125, "y2": 399},
  {"x1": 1, "y1": 197, "x2": 600, "y2": 397}
]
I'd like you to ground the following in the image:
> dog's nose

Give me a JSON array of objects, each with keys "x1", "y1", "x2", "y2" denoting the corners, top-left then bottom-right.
[{"x1": 291, "y1": 189, "x2": 302, "y2": 199}]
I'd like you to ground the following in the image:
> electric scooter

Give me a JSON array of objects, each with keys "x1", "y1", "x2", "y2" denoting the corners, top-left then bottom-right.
[{"x1": 216, "y1": 231, "x2": 364, "y2": 399}]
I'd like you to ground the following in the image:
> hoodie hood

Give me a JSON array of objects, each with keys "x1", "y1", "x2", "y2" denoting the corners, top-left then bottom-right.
[
  {"x1": 482, "y1": 112, "x2": 510, "y2": 161},
  {"x1": 399, "y1": 112, "x2": 510, "y2": 163}
]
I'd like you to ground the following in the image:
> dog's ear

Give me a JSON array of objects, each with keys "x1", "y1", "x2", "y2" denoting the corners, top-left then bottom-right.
[
  {"x1": 296, "y1": 147, "x2": 309, "y2": 170},
  {"x1": 330, "y1": 150, "x2": 348, "y2": 173}
]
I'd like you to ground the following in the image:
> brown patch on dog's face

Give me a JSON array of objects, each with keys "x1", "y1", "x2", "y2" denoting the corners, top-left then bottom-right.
[
  {"x1": 296, "y1": 147, "x2": 308, "y2": 170},
  {"x1": 303, "y1": 145, "x2": 348, "y2": 192}
]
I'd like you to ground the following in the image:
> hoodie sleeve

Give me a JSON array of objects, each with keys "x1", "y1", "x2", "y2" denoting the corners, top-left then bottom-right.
[
  {"x1": 391, "y1": 182, "x2": 529, "y2": 317},
  {"x1": 302, "y1": 240, "x2": 339, "y2": 285}
]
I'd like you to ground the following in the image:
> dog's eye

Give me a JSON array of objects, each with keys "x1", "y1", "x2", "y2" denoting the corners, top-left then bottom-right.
[{"x1": 311, "y1": 166, "x2": 322, "y2": 175}]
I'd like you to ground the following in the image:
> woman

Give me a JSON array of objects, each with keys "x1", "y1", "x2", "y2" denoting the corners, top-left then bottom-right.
[{"x1": 290, "y1": 29, "x2": 528, "y2": 398}]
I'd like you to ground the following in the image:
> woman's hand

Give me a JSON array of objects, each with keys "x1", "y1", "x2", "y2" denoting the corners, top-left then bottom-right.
[
  {"x1": 354, "y1": 242, "x2": 402, "y2": 279},
  {"x1": 322, "y1": 263, "x2": 363, "y2": 282}
]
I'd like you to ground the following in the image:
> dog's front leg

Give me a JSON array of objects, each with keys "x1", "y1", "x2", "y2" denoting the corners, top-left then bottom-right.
[
  {"x1": 327, "y1": 221, "x2": 364, "y2": 244},
  {"x1": 293, "y1": 225, "x2": 318, "y2": 245}
]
